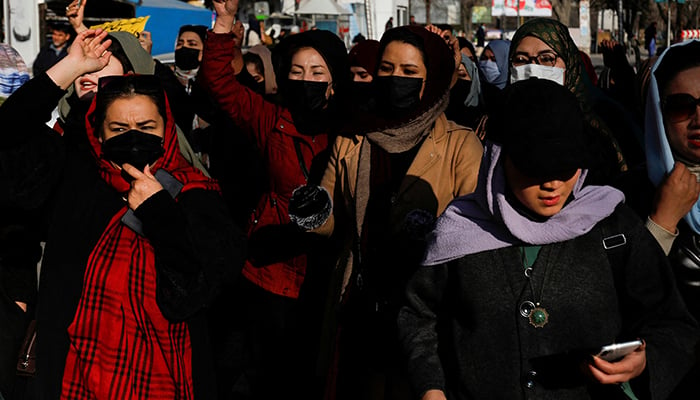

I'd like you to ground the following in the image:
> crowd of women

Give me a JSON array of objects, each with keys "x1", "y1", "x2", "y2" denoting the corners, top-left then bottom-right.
[{"x1": 0, "y1": 0, "x2": 699, "y2": 398}]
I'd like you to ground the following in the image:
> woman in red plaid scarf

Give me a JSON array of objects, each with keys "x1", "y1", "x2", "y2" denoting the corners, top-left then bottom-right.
[{"x1": 0, "y1": 29, "x2": 245, "y2": 399}]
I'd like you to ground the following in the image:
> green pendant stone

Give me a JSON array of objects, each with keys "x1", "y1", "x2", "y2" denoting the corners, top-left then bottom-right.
[{"x1": 529, "y1": 307, "x2": 549, "y2": 328}]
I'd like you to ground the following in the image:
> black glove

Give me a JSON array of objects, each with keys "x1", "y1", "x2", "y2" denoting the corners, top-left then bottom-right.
[{"x1": 288, "y1": 185, "x2": 332, "y2": 230}]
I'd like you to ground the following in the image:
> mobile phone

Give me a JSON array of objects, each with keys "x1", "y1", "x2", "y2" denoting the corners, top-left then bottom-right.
[
  {"x1": 595, "y1": 340, "x2": 643, "y2": 362},
  {"x1": 77, "y1": 0, "x2": 83, "y2": 8}
]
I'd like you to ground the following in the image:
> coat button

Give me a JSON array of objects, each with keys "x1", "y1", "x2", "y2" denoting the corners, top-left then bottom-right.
[
  {"x1": 253, "y1": 219, "x2": 258, "y2": 224},
  {"x1": 280, "y1": 124, "x2": 285, "y2": 129},
  {"x1": 525, "y1": 370, "x2": 537, "y2": 389}
]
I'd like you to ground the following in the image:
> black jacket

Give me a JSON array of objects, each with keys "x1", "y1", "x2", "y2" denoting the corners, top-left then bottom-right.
[
  {"x1": 399, "y1": 205, "x2": 698, "y2": 400},
  {"x1": 0, "y1": 73, "x2": 246, "y2": 400}
]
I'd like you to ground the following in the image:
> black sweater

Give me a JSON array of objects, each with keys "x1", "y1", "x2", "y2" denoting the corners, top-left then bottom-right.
[{"x1": 0, "y1": 73, "x2": 246, "y2": 399}]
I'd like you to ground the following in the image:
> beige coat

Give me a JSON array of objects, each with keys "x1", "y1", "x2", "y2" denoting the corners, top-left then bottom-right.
[{"x1": 316, "y1": 113, "x2": 483, "y2": 297}]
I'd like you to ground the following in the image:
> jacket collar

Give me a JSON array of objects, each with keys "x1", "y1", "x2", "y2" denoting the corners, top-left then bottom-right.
[{"x1": 341, "y1": 113, "x2": 450, "y2": 198}]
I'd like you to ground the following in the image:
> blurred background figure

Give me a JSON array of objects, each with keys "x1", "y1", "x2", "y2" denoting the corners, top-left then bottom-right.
[{"x1": 32, "y1": 24, "x2": 72, "y2": 77}]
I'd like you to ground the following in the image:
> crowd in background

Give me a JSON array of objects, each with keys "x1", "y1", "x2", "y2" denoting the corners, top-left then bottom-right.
[{"x1": 0, "y1": 0, "x2": 699, "y2": 399}]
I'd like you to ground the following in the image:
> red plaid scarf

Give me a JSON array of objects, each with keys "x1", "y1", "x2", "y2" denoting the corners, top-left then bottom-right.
[{"x1": 61, "y1": 90, "x2": 218, "y2": 399}]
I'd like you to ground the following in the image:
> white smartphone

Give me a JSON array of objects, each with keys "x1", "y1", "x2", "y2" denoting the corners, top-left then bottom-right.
[{"x1": 595, "y1": 340, "x2": 643, "y2": 362}]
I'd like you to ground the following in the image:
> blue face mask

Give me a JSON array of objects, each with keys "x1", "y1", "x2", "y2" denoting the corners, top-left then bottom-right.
[{"x1": 479, "y1": 60, "x2": 501, "y2": 84}]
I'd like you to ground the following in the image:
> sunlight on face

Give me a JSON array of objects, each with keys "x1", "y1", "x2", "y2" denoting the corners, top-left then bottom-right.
[
  {"x1": 288, "y1": 47, "x2": 334, "y2": 98},
  {"x1": 377, "y1": 41, "x2": 427, "y2": 98},
  {"x1": 176, "y1": 31, "x2": 204, "y2": 61},
  {"x1": 101, "y1": 95, "x2": 165, "y2": 141},
  {"x1": 504, "y1": 157, "x2": 581, "y2": 218},
  {"x1": 663, "y1": 66, "x2": 700, "y2": 162},
  {"x1": 512, "y1": 36, "x2": 567, "y2": 71}
]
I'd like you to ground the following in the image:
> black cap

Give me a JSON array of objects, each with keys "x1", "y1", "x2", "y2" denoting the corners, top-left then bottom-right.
[{"x1": 488, "y1": 78, "x2": 591, "y2": 177}]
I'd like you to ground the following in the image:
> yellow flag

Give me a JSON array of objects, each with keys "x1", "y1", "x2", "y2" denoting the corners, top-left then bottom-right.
[{"x1": 90, "y1": 16, "x2": 150, "y2": 37}]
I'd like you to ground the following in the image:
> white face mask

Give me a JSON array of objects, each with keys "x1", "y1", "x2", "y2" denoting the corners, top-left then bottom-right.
[{"x1": 510, "y1": 64, "x2": 565, "y2": 86}]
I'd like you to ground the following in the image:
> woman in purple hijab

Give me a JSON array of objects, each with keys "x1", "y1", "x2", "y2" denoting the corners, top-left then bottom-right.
[{"x1": 398, "y1": 78, "x2": 698, "y2": 400}]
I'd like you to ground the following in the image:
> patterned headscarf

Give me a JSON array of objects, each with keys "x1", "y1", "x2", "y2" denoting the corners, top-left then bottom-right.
[
  {"x1": 0, "y1": 44, "x2": 29, "y2": 101},
  {"x1": 509, "y1": 18, "x2": 627, "y2": 174},
  {"x1": 510, "y1": 18, "x2": 588, "y2": 111}
]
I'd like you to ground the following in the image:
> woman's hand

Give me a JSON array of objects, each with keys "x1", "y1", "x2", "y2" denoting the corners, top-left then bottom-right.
[
  {"x1": 123, "y1": 164, "x2": 164, "y2": 210},
  {"x1": 46, "y1": 29, "x2": 112, "y2": 90},
  {"x1": 586, "y1": 341, "x2": 647, "y2": 384},
  {"x1": 213, "y1": 0, "x2": 239, "y2": 34},
  {"x1": 650, "y1": 162, "x2": 700, "y2": 233},
  {"x1": 66, "y1": 0, "x2": 88, "y2": 34}
]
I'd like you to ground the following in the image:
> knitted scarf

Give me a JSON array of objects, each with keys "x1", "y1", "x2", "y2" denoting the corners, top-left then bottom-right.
[{"x1": 60, "y1": 90, "x2": 218, "y2": 399}]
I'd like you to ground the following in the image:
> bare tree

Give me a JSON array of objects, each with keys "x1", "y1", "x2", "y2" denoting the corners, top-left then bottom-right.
[
  {"x1": 426, "y1": 0, "x2": 432, "y2": 24},
  {"x1": 551, "y1": 0, "x2": 575, "y2": 26},
  {"x1": 461, "y1": 0, "x2": 483, "y2": 38}
]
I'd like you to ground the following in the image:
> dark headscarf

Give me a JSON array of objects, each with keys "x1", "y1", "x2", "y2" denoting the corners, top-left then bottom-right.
[
  {"x1": 458, "y1": 36, "x2": 476, "y2": 60},
  {"x1": 273, "y1": 29, "x2": 350, "y2": 106},
  {"x1": 348, "y1": 39, "x2": 380, "y2": 75},
  {"x1": 375, "y1": 25, "x2": 455, "y2": 127},
  {"x1": 178, "y1": 25, "x2": 207, "y2": 44}
]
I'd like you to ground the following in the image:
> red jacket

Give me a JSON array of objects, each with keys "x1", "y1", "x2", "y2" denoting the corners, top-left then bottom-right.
[{"x1": 201, "y1": 32, "x2": 330, "y2": 299}]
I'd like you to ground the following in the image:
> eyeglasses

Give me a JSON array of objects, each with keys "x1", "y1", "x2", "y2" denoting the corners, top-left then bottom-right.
[
  {"x1": 663, "y1": 93, "x2": 700, "y2": 123},
  {"x1": 511, "y1": 51, "x2": 559, "y2": 67}
]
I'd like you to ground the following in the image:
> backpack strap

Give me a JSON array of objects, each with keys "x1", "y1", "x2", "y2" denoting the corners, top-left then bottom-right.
[
  {"x1": 598, "y1": 210, "x2": 640, "y2": 400},
  {"x1": 121, "y1": 170, "x2": 184, "y2": 236},
  {"x1": 599, "y1": 210, "x2": 629, "y2": 289}
]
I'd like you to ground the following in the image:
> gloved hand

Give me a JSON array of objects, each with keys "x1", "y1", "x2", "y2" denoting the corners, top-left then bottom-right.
[{"x1": 288, "y1": 185, "x2": 332, "y2": 230}]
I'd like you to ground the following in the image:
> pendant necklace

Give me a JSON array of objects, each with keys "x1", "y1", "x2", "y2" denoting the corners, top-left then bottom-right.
[{"x1": 519, "y1": 246, "x2": 549, "y2": 328}]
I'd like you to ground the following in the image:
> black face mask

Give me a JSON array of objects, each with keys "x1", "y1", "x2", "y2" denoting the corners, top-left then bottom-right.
[
  {"x1": 449, "y1": 79, "x2": 473, "y2": 108},
  {"x1": 284, "y1": 79, "x2": 331, "y2": 113},
  {"x1": 350, "y1": 81, "x2": 374, "y2": 103},
  {"x1": 101, "y1": 130, "x2": 165, "y2": 173},
  {"x1": 374, "y1": 75, "x2": 423, "y2": 117},
  {"x1": 175, "y1": 47, "x2": 201, "y2": 70},
  {"x1": 244, "y1": 79, "x2": 266, "y2": 96}
]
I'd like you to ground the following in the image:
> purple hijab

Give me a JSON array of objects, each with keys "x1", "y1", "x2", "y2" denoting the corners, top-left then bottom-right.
[{"x1": 422, "y1": 142, "x2": 625, "y2": 266}]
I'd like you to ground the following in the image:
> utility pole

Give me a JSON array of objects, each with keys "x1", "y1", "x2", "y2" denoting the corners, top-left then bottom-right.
[
  {"x1": 667, "y1": 1, "x2": 671, "y2": 47},
  {"x1": 617, "y1": 0, "x2": 624, "y2": 42}
]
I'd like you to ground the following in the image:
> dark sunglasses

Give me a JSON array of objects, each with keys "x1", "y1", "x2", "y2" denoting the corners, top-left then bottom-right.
[{"x1": 662, "y1": 93, "x2": 700, "y2": 123}]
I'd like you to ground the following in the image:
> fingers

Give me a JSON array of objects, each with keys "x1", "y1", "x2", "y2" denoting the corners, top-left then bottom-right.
[
  {"x1": 66, "y1": 0, "x2": 86, "y2": 17},
  {"x1": 668, "y1": 162, "x2": 700, "y2": 196},
  {"x1": 143, "y1": 164, "x2": 156, "y2": 179},
  {"x1": 587, "y1": 343, "x2": 647, "y2": 384},
  {"x1": 122, "y1": 163, "x2": 146, "y2": 180}
]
